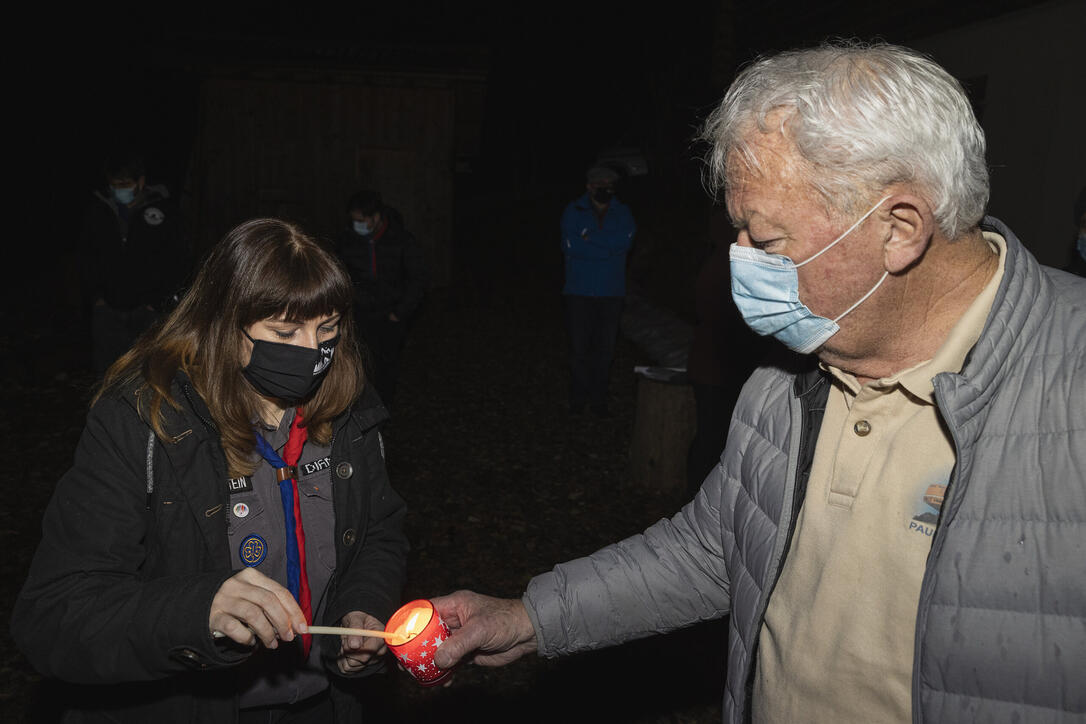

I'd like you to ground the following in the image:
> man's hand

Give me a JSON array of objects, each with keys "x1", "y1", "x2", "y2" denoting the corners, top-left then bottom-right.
[
  {"x1": 388, "y1": 312, "x2": 401, "y2": 323},
  {"x1": 209, "y1": 568, "x2": 306, "y2": 649},
  {"x1": 337, "y1": 611, "x2": 387, "y2": 674},
  {"x1": 430, "y1": 590, "x2": 538, "y2": 670}
]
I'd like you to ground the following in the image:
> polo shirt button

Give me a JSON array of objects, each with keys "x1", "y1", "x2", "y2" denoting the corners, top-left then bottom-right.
[
  {"x1": 853, "y1": 420, "x2": 872, "y2": 436},
  {"x1": 336, "y1": 462, "x2": 353, "y2": 479},
  {"x1": 342, "y1": 528, "x2": 356, "y2": 546}
]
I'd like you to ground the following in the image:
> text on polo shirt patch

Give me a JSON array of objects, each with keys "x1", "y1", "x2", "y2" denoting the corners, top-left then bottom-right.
[{"x1": 227, "y1": 476, "x2": 253, "y2": 495}]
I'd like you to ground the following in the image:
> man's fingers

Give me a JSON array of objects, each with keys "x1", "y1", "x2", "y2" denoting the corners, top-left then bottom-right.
[
  {"x1": 433, "y1": 617, "x2": 490, "y2": 669},
  {"x1": 430, "y1": 591, "x2": 538, "y2": 670}
]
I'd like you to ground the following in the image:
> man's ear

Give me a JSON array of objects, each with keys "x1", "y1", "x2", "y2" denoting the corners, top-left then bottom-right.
[{"x1": 883, "y1": 193, "x2": 934, "y2": 273}]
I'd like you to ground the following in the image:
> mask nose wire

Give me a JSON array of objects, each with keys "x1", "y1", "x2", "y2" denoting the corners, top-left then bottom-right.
[{"x1": 794, "y1": 195, "x2": 891, "y2": 268}]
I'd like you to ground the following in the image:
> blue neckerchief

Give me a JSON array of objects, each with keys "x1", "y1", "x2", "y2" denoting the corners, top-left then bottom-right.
[{"x1": 253, "y1": 432, "x2": 302, "y2": 603}]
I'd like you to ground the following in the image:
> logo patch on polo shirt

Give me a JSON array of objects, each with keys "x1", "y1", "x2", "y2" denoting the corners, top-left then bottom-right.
[
  {"x1": 240, "y1": 534, "x2": 267, "y2": 566},
  {"x1": 227, "y1": 476, "x2": 253, "y2": 495},
  {"x1": 907, "y1": 480, "x2": 946, "y2": 537}
]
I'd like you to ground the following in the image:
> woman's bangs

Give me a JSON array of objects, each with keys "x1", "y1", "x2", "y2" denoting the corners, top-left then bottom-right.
[{"x1": 249, "y1": 252, "x2": 352, "y2": 324}]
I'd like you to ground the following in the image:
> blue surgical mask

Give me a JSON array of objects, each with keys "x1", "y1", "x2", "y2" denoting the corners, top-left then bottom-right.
[
  {"x1": 111, "y1": 186, "x2": 136, "y2": 205},
  {"x1": 352, "y1": 220, "x2": 372, "y2": 236},
  {"x1": 729, "y1": 196, "x2": 890, "y2": 354}
]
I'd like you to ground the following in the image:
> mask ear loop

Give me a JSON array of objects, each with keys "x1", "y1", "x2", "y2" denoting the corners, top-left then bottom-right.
[
  {"x1": 832, "y1": 271, "x2": 888, "y2": 323},
  {"x1": 794, "y1": 195, "x2": 891, "y2": 268}
]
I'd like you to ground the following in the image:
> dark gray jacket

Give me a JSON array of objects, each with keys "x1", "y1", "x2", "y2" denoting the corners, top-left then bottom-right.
[{"x1": 525, "y1": 218, "x2": 1086, "y2": 722}]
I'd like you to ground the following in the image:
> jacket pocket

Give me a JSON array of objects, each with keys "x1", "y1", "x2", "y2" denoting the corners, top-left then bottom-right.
[{"x1": 298, "y1": 474, "x2": 338, "y2": 572}]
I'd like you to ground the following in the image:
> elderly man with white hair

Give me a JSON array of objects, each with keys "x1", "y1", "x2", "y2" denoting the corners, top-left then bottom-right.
[{"x1": 430, "y1": 42, "x2": 1085, "y2": 723}]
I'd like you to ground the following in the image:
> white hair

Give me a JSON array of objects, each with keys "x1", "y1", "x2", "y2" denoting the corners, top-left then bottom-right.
[{"x1": 700, "y1": 41, "x2": 989, "y2": 239}]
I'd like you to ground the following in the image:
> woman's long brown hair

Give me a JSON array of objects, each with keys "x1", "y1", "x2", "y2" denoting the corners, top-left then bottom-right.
[{"x1": 96, "y1": 218, "x2": 366, "y2": 477}]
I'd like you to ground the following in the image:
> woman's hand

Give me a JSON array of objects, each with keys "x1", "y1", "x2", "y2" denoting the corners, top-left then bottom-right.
[
  {"x1": 337, "y1": 611, "x2": 388, "y2": 674},
  {"x1": 209, "y1": 568, "x2": 307, "y2": 649}
]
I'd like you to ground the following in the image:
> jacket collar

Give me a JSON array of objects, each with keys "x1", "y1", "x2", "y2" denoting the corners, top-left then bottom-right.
[{"x1": 935, "y1": 217, "x2": 1048, "y2": 410}]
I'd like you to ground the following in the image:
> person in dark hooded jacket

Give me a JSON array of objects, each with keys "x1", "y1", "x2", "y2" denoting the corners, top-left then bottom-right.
[
  {"x1": 334, "y1": 190, "x2": 427, "y2": 403},
  {"x1": 81, "y1": 152, "x2": 192, "y2": 374}
]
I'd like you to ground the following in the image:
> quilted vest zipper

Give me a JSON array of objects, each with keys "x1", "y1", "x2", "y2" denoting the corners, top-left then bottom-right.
[
  {"x1": 910, "y1": 376, "x2": 968, "y2": 723},
  {"x1": 741, "y1": 371, "x2": 829, "y2": 723}
]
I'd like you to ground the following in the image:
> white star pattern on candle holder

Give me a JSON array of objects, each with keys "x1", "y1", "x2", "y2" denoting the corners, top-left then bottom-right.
[{"x1": 409, "y1": 630, "x2": 448, "y2": 679}]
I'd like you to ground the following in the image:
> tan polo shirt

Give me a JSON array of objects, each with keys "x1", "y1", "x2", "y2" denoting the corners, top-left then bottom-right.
[{"x1": 752, "y1": 234, "x2": 1006, "y2": 723}]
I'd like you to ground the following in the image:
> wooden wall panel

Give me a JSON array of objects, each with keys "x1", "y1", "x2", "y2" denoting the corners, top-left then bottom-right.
[{"x1": 191, "y1": 73, "x2": 458, "y2": 285}]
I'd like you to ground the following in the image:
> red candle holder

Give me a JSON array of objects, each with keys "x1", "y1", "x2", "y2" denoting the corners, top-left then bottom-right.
[{"x1": 386, "y1": 599, "x2": 453, "y2": 686}]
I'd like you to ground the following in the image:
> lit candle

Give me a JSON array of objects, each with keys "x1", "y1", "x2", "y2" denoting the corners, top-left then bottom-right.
[{"x1": 385, "y1": 599, "x2": 454, "y2": 686}]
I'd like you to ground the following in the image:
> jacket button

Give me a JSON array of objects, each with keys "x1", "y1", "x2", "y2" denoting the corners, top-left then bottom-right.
[
  {"x1": 336, "y1": 462, "x2": 353, "y2": 479},
  {"x1": 853, "y1": 420, "x2": 872, "y2": 436},
  {"x1": 174, "y1": 648, "x2": 209, "y2": 669},
  {"x1": 342, "y1": 528, "x2": 356, "y2": 546}
]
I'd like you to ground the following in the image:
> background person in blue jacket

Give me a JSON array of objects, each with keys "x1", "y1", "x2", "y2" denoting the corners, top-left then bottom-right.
[{"x1": 559, "y1": 165, "x2": 636, "y2": 416}]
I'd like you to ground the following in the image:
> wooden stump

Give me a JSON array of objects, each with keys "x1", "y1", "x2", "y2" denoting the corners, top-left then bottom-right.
[{"x1": 628, "y1": 375, "x2": 696, "y2": 493}]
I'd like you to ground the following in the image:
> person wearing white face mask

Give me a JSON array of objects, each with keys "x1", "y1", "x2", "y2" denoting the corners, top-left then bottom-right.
[
  {"x1": 334, "y1": 189, "x2": 427, "y2": 404},
  {"x1": 728, "y1": 193, "x2": 892, "y2": 355},
  {"x1": 413, "y1": 42, "x2": 1085, "y2": 724},
  {"x1": 80, "y1": 150, "x2": 193, "y2": 375}
]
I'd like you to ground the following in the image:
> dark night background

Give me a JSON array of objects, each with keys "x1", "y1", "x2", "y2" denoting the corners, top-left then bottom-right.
[{"x1": 5, "y1": 1, "x2": 1083, "y2": 722}]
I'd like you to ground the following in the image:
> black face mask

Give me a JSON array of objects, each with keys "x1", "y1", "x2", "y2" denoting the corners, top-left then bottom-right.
[
  {"x1": 592, "y1": 188, "x2": 613, "y2": 204},
  {"x1": 242, "y1": 331, "x2": 339, "y2": 403}
]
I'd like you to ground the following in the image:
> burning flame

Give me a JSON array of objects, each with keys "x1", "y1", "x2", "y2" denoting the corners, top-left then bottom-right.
[{"x1": 389, "y1": 606, "x2": 431, "y2": 645}]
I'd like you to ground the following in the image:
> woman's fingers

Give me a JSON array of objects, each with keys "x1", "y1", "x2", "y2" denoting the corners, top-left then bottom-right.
[
  {"x1": 209, "y1": 568, "x2": 307, "y2": 648},
  {"x1": 337, "y1": 611, "x2": 387, "y2": 673}
]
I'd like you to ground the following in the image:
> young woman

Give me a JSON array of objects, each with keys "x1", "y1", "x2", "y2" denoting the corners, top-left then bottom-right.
[{"x1": 13, "y1": 218, "x2": 409, "y2": 723}]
